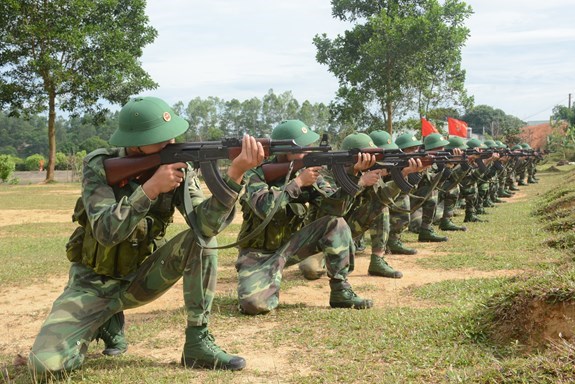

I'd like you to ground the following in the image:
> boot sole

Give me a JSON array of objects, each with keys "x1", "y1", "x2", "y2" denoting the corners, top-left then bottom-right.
[
  {"x1": 388, "y1": 249, "x2": 417, "y2": 255},
  {"x1": 181, "y1": 357, "x2": 246, "y2": 371},
  {"x1": 329, "y1": 300, "x2": 373, "y2": 309},
  {"x1": 368, "y1": 271, "x2": 403, "y2": 278}
]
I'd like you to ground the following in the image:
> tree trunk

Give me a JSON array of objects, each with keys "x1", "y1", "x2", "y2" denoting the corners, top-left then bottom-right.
[
  {"x1": 386, "y1": 103, "x2": 393, "y2": 134},
  {"x1": 45, "y1": 93, "x2": 56, "y2": 183}
]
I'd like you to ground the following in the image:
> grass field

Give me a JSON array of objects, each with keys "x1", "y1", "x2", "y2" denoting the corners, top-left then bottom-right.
[{"x1": 1, "y1": 166, "x2": 575, "y2": 383}]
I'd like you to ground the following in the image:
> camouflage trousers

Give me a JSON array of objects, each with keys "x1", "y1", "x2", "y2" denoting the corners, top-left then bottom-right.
[
  {"x1": 367, "y1": 208, "x2": 390, "y2": 254},
  {"x1": 235, "y1": 216, "x2": 354, "y2": 315},
  {"x1": 439, "y1": 185, "x2": 460, "y2": 219},
  {"x1": 389, "y1": 193, "x2": 410, "y2": 240},
  {"x1": 408, "y1": 182, "x2": 438, "y2": 232},
  {"x1": 28, "y1": 229, "x2": 217, "y2": 378}
]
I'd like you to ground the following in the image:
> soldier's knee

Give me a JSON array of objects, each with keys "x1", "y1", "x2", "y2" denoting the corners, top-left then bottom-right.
[
  {"x1": 28, "y1": 342, "x2": 86, "y2": 379},
  {"x1": 239, "y1": 297, "x2": 273, "y2": 316}
]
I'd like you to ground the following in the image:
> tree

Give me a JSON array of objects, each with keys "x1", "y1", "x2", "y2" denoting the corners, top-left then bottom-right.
[
  {"x1": 314, "y1": 0, "x2": 472, "y2": 133},
  {"x1": 0, "y1": 0, "x2": 158, "y2": 182},
  {"x1": 462, "y1": 105, "x2": 524, "y2": 139}
]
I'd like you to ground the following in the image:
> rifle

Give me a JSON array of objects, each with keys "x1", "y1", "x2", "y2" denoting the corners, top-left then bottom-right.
[
  {"x1": 262, "y1": 148, "x2": 467, "y2": 195},
  {"x1": 104, "y1": 135, "x2": 331, "y2": 204}
]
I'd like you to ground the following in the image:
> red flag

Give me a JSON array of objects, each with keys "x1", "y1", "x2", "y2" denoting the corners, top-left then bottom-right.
[
  {"x1": 447, "y1": 117, "x2": 468, "y2": 138},
  {"x1": 421, "y1": 118, "x2": 439, "y2": 137}
]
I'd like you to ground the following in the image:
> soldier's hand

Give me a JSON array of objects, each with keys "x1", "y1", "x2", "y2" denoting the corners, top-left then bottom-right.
[
  {"x1": 228, "y1": 135, "x2": 265, "y2": 183},
  {"x1": 451, "y1": 148, "x2": 464, "y2": 157},
  {"x1": 358, "y1": 169, "x2": 382, "y2": 188},
  {"x1": 353, "y1": 153, "x2": 377, "y2": 175},
  {"x1": 143, "y1": 162, "x2": 188, "y2": 199},
  {"x1": 401, "y1": 158, "x2": 427, "y2": 177},
  {"x1": 295, "y1": 166, "x2": 323, "y2": 187}
]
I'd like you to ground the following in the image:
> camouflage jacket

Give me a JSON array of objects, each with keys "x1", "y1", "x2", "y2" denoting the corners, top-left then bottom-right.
[
  {"x1": 66, "y1": 147, "x2": 242, "y2": 278},
  {"x1": 344, "y1": 178, "x2": 401, "y2": 238},
  {"x1": 236, "y1": 159, "x2": 353, "y2": 253}
]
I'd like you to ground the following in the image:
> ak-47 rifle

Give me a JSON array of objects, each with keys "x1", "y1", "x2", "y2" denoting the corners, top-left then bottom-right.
[
  {"x1": 262, "y1": 148, "x2": 468, "y2": 195},
  {"x1": 104, "y1": 135, "x2": 331, "y2": 204}
]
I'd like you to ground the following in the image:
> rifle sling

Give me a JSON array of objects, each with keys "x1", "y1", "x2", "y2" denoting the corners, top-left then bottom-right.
[
  {"x1": 388, "y1": 169, "x2": 445, "y2": 214},
  {"x1": 182, "y1": 162, "x2": 296, "y2": 250}
]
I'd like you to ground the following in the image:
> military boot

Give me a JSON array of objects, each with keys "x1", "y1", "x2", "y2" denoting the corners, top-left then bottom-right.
[
  {"x1": 329, "y1": 287, "x2": 373, "y2": 309},
  {"x1": 509, "y1": 185, "x2": 520, "y2": 191},
  {"x1": 387, "y1": 237, "x2": 417, "y2": 255},
  {"x1": 464, "y1": 213, "x2": 486, "y2": 223},
  {"x1": 299, "y1": 253, "x2": 326, "y2": 281},
  {"x1": 528, "y1": 177, "x2": 537, "y2": 183},
  {"x1": 418, "y1": 227, "x2": 448, "y2": 242},
  {"x1": 518, "y1": 180, "x2": 527, "y2": 186},
  {"x1": 475, "y1": 206, "x2": 486, "y2": 215},
  {"x1": 483, "y1": 198, "x2": 495, "y2": 208},
  {"x1": 181, "y1": 326, "x2": 246, "y2": 370},
  {"x1": 367, "y1": 255, "x2": 403, "y2": 278},
  {"x1": 492, "y1": 196, "x2": 505, "y2": 203},
  {"x1": 96, "y1": 312, "x2": 128, "y2": 356},
  {"x1": 439, "y1": 218, "x2": 467, "y2": 232}
]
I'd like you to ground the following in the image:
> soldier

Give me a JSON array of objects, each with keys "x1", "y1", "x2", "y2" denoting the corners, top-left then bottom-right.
[
  {"x1": 28, "y1": 96, "x2": 264, "y2": 378},
  {"x1": 408, "y1": 133, "x2": 451, "y2": 242},
  {"x1": 437, "y1": 136, "x2": 469, "y2": 231},
  {"x1": 235, "y1": 120, "x2": 378, "y2": 315},
  {"x1": 387, "y1": 133, "x2": 423, "y2": 255},
  {"x1": 341, "y1": 132, "x2": 424, "y2": 278}
]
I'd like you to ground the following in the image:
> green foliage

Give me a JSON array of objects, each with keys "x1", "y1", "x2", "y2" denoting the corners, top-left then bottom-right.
[
  {"x1": 462, "y1": 104, "x2": 525, "y2": 139},
  {"x1": 0, "y1": 154, "x2": 16, "y2": 182},
  {"x1": 54, "y1": 152, "x2": 69, "y2": 170},
  {"x1": 0, "y1": 0, "x2": 158, "y2": 179},
  {"x1": 80, "y1": 136, "x2": 109, "y2": 153},
  {"x1": 314, "y1": 0, "x2": 473, "y2": 133},
  {"x1": 25, "y1": 154, "x2": 45, "y2": 171}
]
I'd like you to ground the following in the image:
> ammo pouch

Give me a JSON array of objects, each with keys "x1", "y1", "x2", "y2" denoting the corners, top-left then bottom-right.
[
  {"x1": 81, "y1": 217, "x2": 155, "y2": 278},
  {"x1": 66, "y1": 226, "x2": 85, "y2": 262}
]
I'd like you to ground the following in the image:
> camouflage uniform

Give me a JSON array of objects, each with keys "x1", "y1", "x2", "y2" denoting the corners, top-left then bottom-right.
[
  {"x1": 28, "y1": 138, "x2": 241, "y2": 374},
  {"x1": 235, "y1": 159, "x2": 371, "y2": 315}
]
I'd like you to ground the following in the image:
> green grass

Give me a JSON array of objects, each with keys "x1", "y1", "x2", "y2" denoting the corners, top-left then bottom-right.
[{"x1": 3, "y1": 167, "x2": 575, "y2": 383}]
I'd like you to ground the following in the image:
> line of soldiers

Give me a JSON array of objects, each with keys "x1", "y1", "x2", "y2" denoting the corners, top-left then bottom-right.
[{"x1": 301, "y1": 130, "x2": 542, "y2": 281}]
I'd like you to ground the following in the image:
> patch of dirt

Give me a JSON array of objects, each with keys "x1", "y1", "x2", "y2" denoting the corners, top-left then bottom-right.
[{"x1": 490, "y1": 300, "x2": 575, "y2": 353}]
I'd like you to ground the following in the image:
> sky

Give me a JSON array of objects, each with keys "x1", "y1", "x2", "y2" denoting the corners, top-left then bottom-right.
[{"x1": 140, "y1": 0, "x2": 575, "y2": 123}]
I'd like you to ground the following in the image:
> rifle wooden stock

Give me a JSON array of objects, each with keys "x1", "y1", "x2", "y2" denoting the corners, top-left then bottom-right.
[{"x1": 103, "y1": 135, "x2": 331, "y2": 202}]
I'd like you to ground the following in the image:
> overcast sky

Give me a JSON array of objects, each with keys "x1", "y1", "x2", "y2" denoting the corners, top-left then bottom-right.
[{"x1": 140, "y1": 0, "x2": 575, "y2": 122}]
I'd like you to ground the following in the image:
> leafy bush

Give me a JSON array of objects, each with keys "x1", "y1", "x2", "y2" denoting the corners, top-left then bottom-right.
[
  {"x1": 25, "y1": 154, "x2": 46, "y2": 171},
  {"x1": 0, "y1": 154, "x2": 16, "y2": 182},
  {"x1": 55, "y1": 152, "x2": 69, "y2": 170}
]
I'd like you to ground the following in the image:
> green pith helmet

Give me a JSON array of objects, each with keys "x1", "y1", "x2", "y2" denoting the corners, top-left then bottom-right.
[
  {"x1": 495, "y1": 140, "x2": 507, "y2": 148},
  {"x1": 520, "y1": 142, "x2": 532, "y2": 149},
  {"x1": 445, "y1": 136, "x2": 468, "y2": 150},
  {"x1": 483, "y1": 139, "x2": 497, "y2": 148},
  {"x1": 369, "y1": 130, "x2": 399, "y2": 150},
  {"x1": 511, "y1": 144, "x2": 523, "y2": 150},
  {"x1": 110, "y1": 96, "x2": 189, "y2": 147},
  {"x1": 395, "y1": 133, "x2": 423, "y2": 150},
  {"x1": 271, "y1": 119, "x2": 320, "y2": 146},
  {"x1": 466, "y1": 138, "x2": 486, "y2": 149},
  {"x1": 341, "y1": 133, "x2": 377, "y2": 150},
  {"x1": 423, "y1": 133, "x2": 450, "y2": 150}
]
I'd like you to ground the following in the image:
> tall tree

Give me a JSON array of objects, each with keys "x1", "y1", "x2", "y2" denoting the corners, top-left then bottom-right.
[
  {"x1": 314, "y1": 0, "x2": 472, "y2": 133},
  {"x1": 0, "y1": 0, "x2": 157, "y2": 182}
]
